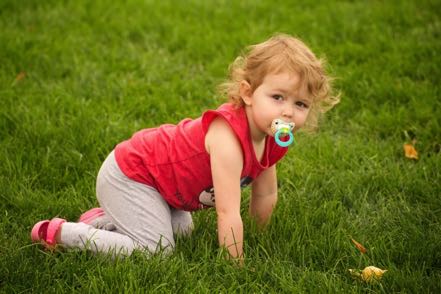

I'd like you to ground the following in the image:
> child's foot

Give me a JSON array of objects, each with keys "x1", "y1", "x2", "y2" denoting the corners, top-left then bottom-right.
[
  {"x1": 78, "y1": 207, "x2": 116, "y2": 231},
  {"x1": 31, "y1": 217, "x2": 66, "y2": 250}
]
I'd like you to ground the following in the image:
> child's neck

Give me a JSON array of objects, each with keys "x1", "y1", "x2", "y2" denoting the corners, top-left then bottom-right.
[
  {"x1": 244, "y1": 106, "x2": 266, "y2": 143},
  {"x1": 244, "y1": 106, "x2": 267, "y2": 162}
]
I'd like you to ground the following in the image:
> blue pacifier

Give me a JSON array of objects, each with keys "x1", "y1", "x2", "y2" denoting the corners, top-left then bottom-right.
[{"x1": 271, "y1": 119, "x2": 295, "y2": 147}]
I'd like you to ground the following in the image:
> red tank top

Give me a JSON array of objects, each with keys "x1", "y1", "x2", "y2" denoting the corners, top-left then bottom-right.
[{"x1": 114, "y1": 103, "x2": 288, "y2": 211}]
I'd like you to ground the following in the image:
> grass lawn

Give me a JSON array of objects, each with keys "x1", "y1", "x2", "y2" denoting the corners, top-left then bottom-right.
[{"x1": 1, "y1": 0, "x2": 440, "y2": 292}]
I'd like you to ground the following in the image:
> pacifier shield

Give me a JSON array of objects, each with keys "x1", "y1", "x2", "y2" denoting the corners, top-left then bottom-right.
[{"x1": 271, "y1": 119, "x2": 295, "y2": 147}]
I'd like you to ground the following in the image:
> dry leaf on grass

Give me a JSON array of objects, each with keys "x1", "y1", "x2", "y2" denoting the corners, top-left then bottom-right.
[
  {"x1": 404, "y1": 143, "x2": 418, "y2": 160},
  {"x1": 12, "y1": 71, "x2": 26, "y2": 87},
  {"x1": 15, "y1": 71, "x2": 26, "y2": 82},
  {"x1": 349, "y1": 266, "x2": 387, "y2": 283},
  {"x1": 351, "y1": 238, "x2": 367, "y2": 254}
]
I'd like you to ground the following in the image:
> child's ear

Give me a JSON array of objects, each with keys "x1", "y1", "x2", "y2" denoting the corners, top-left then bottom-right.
[{"x1": 239, "y1": 80, "x2": 252, "y2": 105}]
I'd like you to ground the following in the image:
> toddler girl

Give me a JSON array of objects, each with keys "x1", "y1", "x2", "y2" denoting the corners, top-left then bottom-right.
[{"x1": 31, "y1": 34, "x2": 339, "y2": 263}]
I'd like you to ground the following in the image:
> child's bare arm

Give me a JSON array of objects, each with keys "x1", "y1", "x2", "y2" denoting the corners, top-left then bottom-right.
[
  {"x1": 249, "y1": 165, "x2": 278, "y2": 228},
  {"x1": 205, "y1": 118, "x2": 244, "y2": 262}
]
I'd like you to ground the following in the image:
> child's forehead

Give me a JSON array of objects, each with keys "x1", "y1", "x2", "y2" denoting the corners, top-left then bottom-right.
[
  {"x1": 261, "y1": 71, "x2": 310, "y2": 99},
  {"x1": 262, "y1": 71, "x2": 300, "y2": 89}
]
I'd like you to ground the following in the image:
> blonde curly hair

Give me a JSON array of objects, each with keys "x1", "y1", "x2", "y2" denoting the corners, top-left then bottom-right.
[{"x1": 218, "y1": 34, "x2": 340, "y2": 131}]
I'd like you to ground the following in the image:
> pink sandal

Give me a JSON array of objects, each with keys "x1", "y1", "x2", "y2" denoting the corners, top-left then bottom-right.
[
  {"x1": 31, "y1": 217, "x2": 66, "y2": 249},
  {"x1": 78, "y1": 207, "x2": 104, "y2": 224}
]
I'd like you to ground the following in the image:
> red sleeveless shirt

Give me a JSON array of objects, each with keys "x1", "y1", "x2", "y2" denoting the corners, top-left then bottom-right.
[{"x1": 114, "y1": 103, "x2": 288, "y2": 211}]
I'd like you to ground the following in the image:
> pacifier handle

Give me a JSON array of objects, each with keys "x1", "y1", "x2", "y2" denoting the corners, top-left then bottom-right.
[{"x1": 274, "y1": 130, "x2": 294, "y2": 147}]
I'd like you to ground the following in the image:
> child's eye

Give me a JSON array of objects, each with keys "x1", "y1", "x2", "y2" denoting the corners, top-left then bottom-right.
[
  {"x1": 272, "y1": 94, "x2": 283, "y2": 101},
  {"x1": 296, "y1": 101, "x2": 309, "y2": 109}
]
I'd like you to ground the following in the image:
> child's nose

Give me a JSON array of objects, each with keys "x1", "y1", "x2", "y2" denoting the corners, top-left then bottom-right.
[{"x1": 282, "y1": 105, "x2": 294, "y2": 119}]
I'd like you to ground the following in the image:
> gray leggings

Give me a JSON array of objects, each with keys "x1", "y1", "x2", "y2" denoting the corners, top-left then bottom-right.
[{"x1": 59, "y1": 151, "x2": 193, "y2": 256}]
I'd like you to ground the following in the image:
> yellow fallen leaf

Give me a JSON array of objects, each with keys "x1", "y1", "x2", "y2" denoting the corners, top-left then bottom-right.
[
  {"x1": 15, "y1": 71, "x2": 26, "y2": 82},
  {"x1": 349, "y1": 266, "x2": 387, "y2": 283},
  {"x1": 351, "y1": 238, "x2": 367, "y2": 254},
  {"x1": 404, "y1": 143, "x2": 418, "y2": 160},
  {"x1": 361, "y1": 266, "x2": 387, "y2": 282}
]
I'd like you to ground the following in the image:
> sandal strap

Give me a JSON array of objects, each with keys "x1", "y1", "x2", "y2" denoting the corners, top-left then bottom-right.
[
  {"x1": 45, "y1": 218, "x2": 66, "y2": 246},
  {"x1": 31, "y1": 220, "x2": 49, "y2": 242}
]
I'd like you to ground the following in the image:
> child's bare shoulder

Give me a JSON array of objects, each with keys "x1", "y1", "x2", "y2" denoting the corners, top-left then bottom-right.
[{"x1": 205, "y1": 117, "x2": 242, "y2": 159}]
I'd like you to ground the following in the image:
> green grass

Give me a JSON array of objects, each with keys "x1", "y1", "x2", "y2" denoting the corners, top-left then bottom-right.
[{"x1": 1, "y1": 0, "x2": 440, "y2": 292}]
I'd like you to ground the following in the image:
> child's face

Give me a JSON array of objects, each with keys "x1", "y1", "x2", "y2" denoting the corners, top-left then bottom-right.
[{"x1": 242, "y1": 71, "x2": 311, "y2": 140}]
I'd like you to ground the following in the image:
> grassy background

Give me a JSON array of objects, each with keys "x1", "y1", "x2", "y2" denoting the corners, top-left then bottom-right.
[{"x1": 1, "y1": 0, "x2": 440, "y2": 292}]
